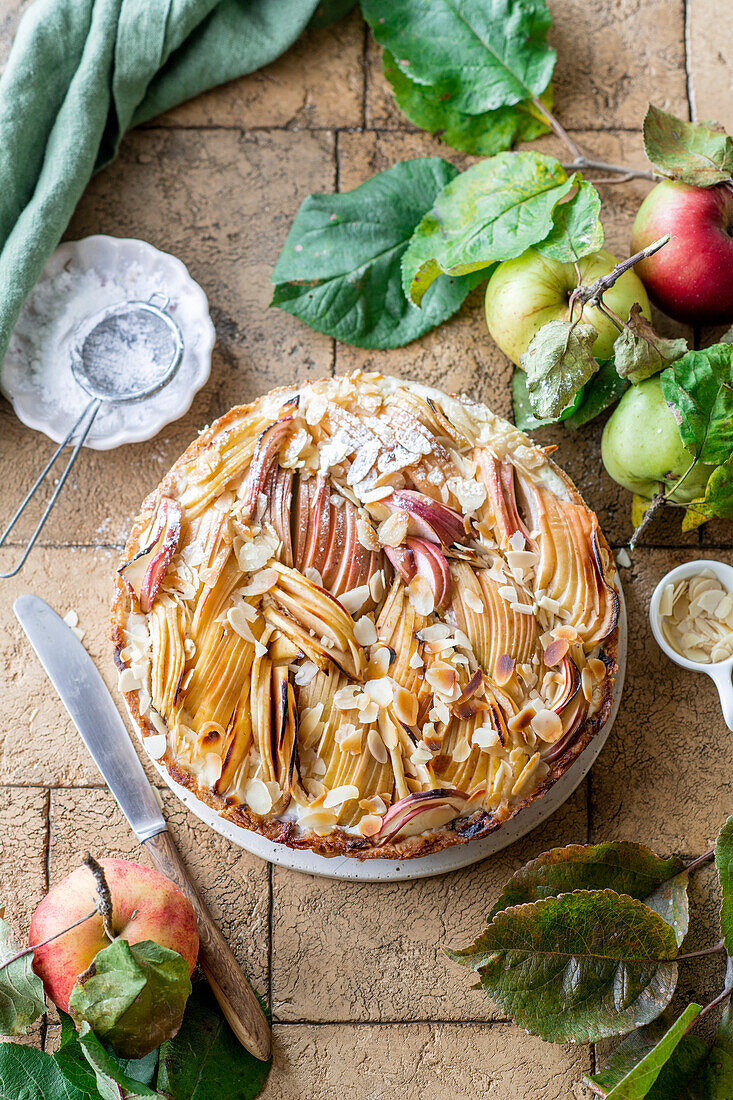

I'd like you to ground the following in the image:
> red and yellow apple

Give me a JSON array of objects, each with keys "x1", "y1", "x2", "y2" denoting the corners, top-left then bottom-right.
[
  {"x1": 631, "y1": 180, "x2": 733, "y2": 325},
  {"x1": 29, "y1": 858, "x2": 199, "y2": 1012},
  {"x1": 484, "y1": 247, "x2": 651, "y2": 365}
]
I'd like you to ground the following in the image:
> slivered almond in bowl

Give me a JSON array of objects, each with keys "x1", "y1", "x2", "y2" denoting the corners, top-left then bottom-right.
[{"x1": 111, "y1": 374, "x2": 619, "y2": 860}]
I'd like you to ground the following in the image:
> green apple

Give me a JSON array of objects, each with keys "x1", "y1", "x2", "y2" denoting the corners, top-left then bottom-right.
[
  {"x1": 484, "y1": 248, "x2": 651, "y2": 365},
  {"x1": 601, "y1": 376, "x2": 715, "y2": 503}
]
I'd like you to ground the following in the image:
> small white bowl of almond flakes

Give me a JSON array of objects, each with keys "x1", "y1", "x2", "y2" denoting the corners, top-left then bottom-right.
[{"x1": 650, "y1": 560, "x2": 733, "y2": 731}]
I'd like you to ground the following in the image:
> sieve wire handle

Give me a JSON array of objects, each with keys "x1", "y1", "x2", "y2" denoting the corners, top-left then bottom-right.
[{"x1": 0, "y1": 399, "x2": 102, "y2": 579}]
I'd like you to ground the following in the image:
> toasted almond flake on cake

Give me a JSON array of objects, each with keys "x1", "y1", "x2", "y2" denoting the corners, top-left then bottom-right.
[
  {"x1": 143, "y1": 734, "x2": 167, "y2": 760},
  {"x1": 408, "y1": 575, "x2": 434, "y2": 616},
  {"x1": 531, "y1": 708, "x2": 564, "y2": 743},
  {"x1": 338, "y1": 585, "x2": 371, "y2": 614},
  {"x1": 367, "y1": 728, "x2": 388, "y2": 764},
  {"x1": 324, "y1": 784, "x2": 361, "y2": 809},
  {"x1": 294, "y1": 661, "x2": 319, "y2": 686},
  {"x1": 246, "y1": 778, "x2": 273, "y2": 815},
  {"x1": 354, "y1": 616, "x2": 378, "y2": 646},
  {"x1": 464, "y1": 590, "x2": 485, "y2": 614}
]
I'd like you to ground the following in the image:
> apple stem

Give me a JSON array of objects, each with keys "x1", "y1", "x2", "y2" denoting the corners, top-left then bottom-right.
[
  {"x1": 571, "y1": 236, "x2": 671, "y2": 312},
  {"x1": 677, "y1": 939, "x2": 726, "y2": 962},
  {"x1": 0, "y1": 907, "x2": 99, "y2": 976},
  {"x1": 530, "y1": 97, "x2": 660, "y2": 182},
  {"x1": 629, "y1": 490, "x2": 666, "y2": 551},
  {"x1": 83, "y1": 854, "x2": 114, "y2": 943}
]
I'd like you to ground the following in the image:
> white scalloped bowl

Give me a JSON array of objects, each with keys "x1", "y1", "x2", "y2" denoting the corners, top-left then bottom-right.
[{"x1": 1, "y1": 236, "x2": 215, "y2": 450}]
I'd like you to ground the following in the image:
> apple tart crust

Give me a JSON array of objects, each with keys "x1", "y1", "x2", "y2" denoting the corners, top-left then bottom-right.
[{"x1": 110, "y1": 374, "x2": 619, "y2": 860}]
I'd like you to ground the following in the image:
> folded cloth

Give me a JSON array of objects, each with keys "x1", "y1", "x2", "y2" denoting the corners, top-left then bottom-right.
[{"x1": 0, "y1": 0, "x2": 320, "y2": 371}]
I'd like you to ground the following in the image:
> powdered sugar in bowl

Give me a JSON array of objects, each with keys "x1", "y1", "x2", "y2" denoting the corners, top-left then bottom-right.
[{"x1": 1, "y1": 236, "x2": 215, "y2": 449}]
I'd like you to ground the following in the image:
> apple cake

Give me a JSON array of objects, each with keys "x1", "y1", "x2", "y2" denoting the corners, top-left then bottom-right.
[{"x1": 111, "y1": 374, "x2": 619, "y2": 860}]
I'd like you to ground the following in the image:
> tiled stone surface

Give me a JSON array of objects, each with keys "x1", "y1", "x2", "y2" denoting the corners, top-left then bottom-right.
[
  {"x1": 272, "y1": 788, "x2": 586, "y2": 1022},
  {"x1": 1, "y1": 2, "x2": 732, "y2": 1096},
  {"x1": 262, "y1": 1022, "x2": 592, "y2": 1099},
  {"x1": 688, "y1": 0, "x2": 733, "y2": 133},
  {"x1": 49, "y1": 788, "x2": 270, "y2": 994},
  {"x1": 0, "y1": 546, "x2": 165, "y2": 787},
  {"x1": 153, "y1": 12, "x2": 365, "y2": 131}
]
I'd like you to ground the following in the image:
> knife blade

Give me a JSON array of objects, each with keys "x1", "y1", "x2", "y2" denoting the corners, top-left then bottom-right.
[
  {"x1": 13, "y1": 592, "x2": 272, "y2": 1061},
  {"x1": 13, "y1": 594, "x2": 166, "y2": 841}
]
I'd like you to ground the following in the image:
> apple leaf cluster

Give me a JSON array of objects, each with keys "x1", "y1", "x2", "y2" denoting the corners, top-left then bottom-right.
[
  {"x1": 449, "y1": 818, "x2": 733, "y2": 1097},
  {"x1": 270, "y1": 152, "x2": 603, "y2": 348},
  {"x1": 644, "y1": 105, "x2": 733, "y2": 188},
  {"x1": 658, "y1": 344, "x2": 733, "y2": 530},
  {"x1": 0, "y1": 959, "x2": 271, "y2": 1099},
  {"x1": 614, "y1": 304, "x2": 688, "y2": 386},
  {"x1": 362, "y1": 0, "x2": 555, "y2": 157}
]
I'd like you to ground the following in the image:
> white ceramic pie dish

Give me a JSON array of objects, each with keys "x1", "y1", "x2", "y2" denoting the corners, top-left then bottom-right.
[
  {"x1": 1, "y1": 235, "x2": 215, "y2": 450},
  {"x1": 133, "y1": 577, "x2": 626, "y2": 882}
]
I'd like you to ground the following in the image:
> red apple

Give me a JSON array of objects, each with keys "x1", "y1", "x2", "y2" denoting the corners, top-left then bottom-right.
[
  {"x1": 29, "y1": 858, "x2": 199, "y2": 1013},
  {"x1": 630, "y1": 179, "x2": 733, "y2": 324}
]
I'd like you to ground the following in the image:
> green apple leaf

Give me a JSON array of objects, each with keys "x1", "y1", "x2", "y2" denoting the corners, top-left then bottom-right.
[
  {"x1": 716, "y1": 816, "x2": 733, "y2": 956},
  {"x1": 614, "y1": 304, "x2": 689, "y2": 385},
  {"x1": 156, "y1": 981, "x2": 271, "y2": 1100},
  {"x1": 383, "y1": 51, "x2": 552, "y2": 156},
  {"x1": 583, "y1": 1004, "x2": 703, "y2": 1098},
  {"x1": 54, "y1": 1011, "x2": 161, "y2": 1100},
  {"x1": 514, "y1": 358, "x2": 630, "y2": 431},
  {"x1": 643, "y1": 105, "x2": 733, "y2": 186},
  {"x1": 361, "y1": 0, "x2": 556, "y2": 116},
  {"x1": 535, "y1": 180, "x2": 605, "y2": 263},
  {"x1": 0, "y1": 913, "x2": 46, "y2": 1036},
  {"x1": 0, "y1": 1043, "x2": 90, "y2": 1100},
  {"x1": 448, "y1": 891, "x2": 679, "y2": 1043},
  {"x1": 683, "y1": 455, "x2": 733, "y2": 531},
  {"x1": 521, "y1": 319, "x2": 599, "y2": 419},
  {"x1": 270, "y1": 158, "x2": 482, "y2": 348},
  {"x1": 660, "y1": 344, "x2": 733, "y2": 465},
  {"x1": 487, "y1": 842, "x2": 689, "y2": 945},
  {"x1": 402, "y1": 153, "x2": 576, "y2": 305},
  {"x1": 68, "y1": 939, "x2": 191, "y2": 1062}
]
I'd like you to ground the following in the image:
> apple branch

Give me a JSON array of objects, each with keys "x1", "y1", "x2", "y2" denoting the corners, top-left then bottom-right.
[
  {"x1": 84, "y1": 853, "x2": 114, "y2": 943},
  {"x1": 530, "y1": 97, "x2": 659, "y2": 181},
  {"x1": 0, "y1": 907, "x2": 98, "y2": 975}
]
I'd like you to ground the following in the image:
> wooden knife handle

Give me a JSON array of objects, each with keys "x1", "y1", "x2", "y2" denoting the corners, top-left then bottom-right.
[{"x1": 143, "y1": 829, "x2": 271, "y2": 1061}]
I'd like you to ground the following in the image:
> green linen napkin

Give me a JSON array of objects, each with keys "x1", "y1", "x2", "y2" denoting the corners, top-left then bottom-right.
[{"x1": 0, "y1": 0, "x2": 320, "y2": 371}]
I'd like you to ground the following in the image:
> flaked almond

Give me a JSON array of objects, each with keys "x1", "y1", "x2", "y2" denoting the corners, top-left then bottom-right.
[
  {"x1": 334, "y1": 685, "x2": 361, "y2": 710},
  {"x1": 358, "y1": 699, "x2": 380, "y2": 724},
  {"x1": 531, "y1": 708, "x2": 564, "y2": 743},
  {"x1": 453, "y1": 738, "x2": 471, "y2": 762},
  {"x1": 508, "y1": 704, "x2": 536, "y2": 732},
  {"x1": 472, "y1": 726, "x2": 499, "y2": 750},
  {"x1": 554, "y1": 625, "x2": 579, "y2": 642},
  {"x1": 543, "y1": 638, "x2": 569, "y2": 667},
  {"x1": 408, "y1": 651, "x2": 424, "y2": 670},
  {"x1": 323, "y1": 784, "x2": 360, "y2": 809},
  {"x1": 143, "y1": 734, "x2": 167, "y2": 760},
  {"x1": 359, "y1": 794, "x2": 387, "y2": 815},
  {"x1": 364, "y1": 677, "x2": 394, "y2": 707},
  {"x1": 494, "y1": 654, "x2": 516, "y2": 685},
  {"x1": 377, "y1": 510, "x2": 409, "y2": 548},
  {"x1": 369, "y1": 569, "x2": 386, "y2": 603},
  {"x1": 425, "y1": 663, "x2": 458, "y2": 697},
  {"x1": 337, "y1": 584, "x2": 371, "y2": 614},
  {"x1": 408, "y1": 575, "x2": 435, "y2": 617},
  {"x1": 227, "y1": 605, "x2": 257, "y2": 643},
  {"x1": 358, "y1": 814, "x2": 383, "y2": 837},
  {"x1": 393, "y1": 685, "x2": 418, "y2": 726},
  {"x1": 511, "y1": 752, "x2": 541, "y2": 797},
  {"x1": 588, "y1": 657, "x2": 606, "y2": 682},
  {"x1": 356, "y1": 513, "x2": 380, "y2": 552},
  {"x1": 241, "y1": 567, "x2": 279, "y2": 596},
  {"x1": 367, "y1": 644, "x2": 393, "y2": 678},
  {"x1": 294, "y1": 660, "x2": 319, "y2": 686},
  {"x1": 354, "y1": 615, "x2": 378, "y2": 646},
  {"x1": 464, "y1": 590, "x2": 485, "y2": 614},
  {"x1": 246, "y1": 778, "x2": 273, "y2": 815},
  {"x1": 367, "y1": 728, "x2": 388, "y2": 764},
  {"x1": 300, "y1": 703, "x2": 324, "y2": 740}
]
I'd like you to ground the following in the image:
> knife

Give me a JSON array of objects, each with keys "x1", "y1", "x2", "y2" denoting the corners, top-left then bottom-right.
[{"x1": 14, "y1": 593, "x2": 271, "y2": 1062}]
